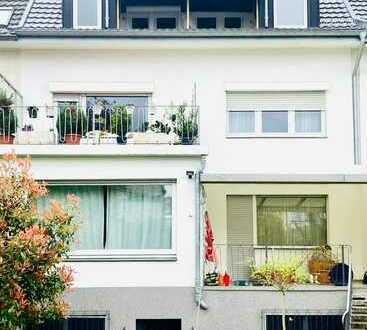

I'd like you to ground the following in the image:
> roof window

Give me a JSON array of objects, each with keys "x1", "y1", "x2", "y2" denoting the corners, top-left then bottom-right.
[{"x1": 0, "y1": 7, "x2": 13, "y2": 26}]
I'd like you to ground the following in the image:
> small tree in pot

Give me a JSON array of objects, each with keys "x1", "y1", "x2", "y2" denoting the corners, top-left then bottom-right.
[
  {"x1": 171, "y1": 105, "x2": 199, "y2": 145},
  {"x1": 0, "y1": 89, "x2": 17, "y2": 144},
  {"x1": 56, "y1": 104, "x2": 87, "y2": 144}
]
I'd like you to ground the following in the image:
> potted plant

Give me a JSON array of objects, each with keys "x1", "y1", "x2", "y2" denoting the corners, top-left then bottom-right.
[
  {"x1": 111, "y1": 105, "x2": 132, "y2": 144},
  {"x1": 308, "y1": 245, "x2": 336, "y2": 284},
  {"x1": 171, "y1": 105, "x2": 199, "y2": 145},
  {"x1": 56, "y1": 104, "x2": 87, "y2": 144},
  {"x1": 0, "y1": 89, "x2": 17, "y2": 144}
]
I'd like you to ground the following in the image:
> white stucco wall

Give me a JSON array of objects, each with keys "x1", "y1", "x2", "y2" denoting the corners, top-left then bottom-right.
[{"x1": 9, "y1": 44, "x2": 357, "y2": 174}]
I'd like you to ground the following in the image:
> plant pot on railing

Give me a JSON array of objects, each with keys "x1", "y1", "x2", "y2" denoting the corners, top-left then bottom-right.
[
  {"x1": 56, "y1": 105, "x2": 87, "y2": 145},
  {"x1": 308, "y1": 245, "x2": 336, "y2": 284}
]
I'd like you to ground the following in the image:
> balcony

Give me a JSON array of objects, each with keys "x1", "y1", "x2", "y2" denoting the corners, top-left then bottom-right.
[
  {"x1": 0, "y1": 104, "x2": 199, "y2": 146},
  {"x1": 204, "y1": 244, "x2": 352, "y2": 288}
]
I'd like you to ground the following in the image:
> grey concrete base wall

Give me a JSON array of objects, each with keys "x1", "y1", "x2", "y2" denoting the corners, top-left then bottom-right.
[{"x1": 67, "y1": 287, "x2": 347, "y2": 330}]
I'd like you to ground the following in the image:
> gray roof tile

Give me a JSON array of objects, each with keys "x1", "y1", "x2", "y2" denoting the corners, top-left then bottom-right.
[
  {"x1": 23, "y1": 0, "x2": 62, "y2": 29},
  {"x1": 0, "y1": 0, "x2": 29, "y2": 35}
]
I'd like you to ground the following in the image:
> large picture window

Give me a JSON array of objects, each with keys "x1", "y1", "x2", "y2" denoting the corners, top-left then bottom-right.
[
  {"x1": 38, "y1": 183, "x2": 174, "y2": 256},
  {"x1": 256, "y1": 196, "x2": 327, "y2": 246}
]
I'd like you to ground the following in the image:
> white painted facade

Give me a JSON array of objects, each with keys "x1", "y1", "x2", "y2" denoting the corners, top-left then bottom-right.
[{"x1": 0, "y1": 37, "x2": 366, "y2": 291}]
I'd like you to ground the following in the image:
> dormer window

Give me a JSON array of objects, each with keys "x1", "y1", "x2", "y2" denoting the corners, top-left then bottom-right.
[
  {"x1": 73, "y1": 0, "x2": 102, "y2": 29},
  {"x1": 274, "y1": 0, "x2": 307, "y2": 28},
  {"x1": 197, "y1": 17, "x2": 217, "y2": 29},
  {"x1": 0, "y1": 7, "x2": 13, "y2": 26}
]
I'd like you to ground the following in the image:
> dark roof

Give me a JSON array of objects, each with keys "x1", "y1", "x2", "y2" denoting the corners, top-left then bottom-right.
[{"x1": 0, "y1": 0, "x2": 367, "y2": 39}]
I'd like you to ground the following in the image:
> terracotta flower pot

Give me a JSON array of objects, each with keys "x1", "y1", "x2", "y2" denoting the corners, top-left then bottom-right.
[
  {"x1": 64, "y1": 134, "x2": 82, "y2": 145},
  {"x1": 317, "y1": 270, "x2": 331, "y2": 285},
  {"x1": 0, "y1": 135, "x2": 14, "y2": 144}
]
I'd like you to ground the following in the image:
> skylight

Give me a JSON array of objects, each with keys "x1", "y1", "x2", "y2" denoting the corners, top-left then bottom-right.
[{"x1": 0, "y1": 7, "x2": 13, "y2": 26}]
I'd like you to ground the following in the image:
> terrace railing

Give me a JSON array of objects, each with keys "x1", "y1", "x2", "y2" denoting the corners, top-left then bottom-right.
[
  {"x1": 205, "y1": 244, "x2": 352, "y2": 288},
  {"x1": 0, "y1": 104, "x2": 200, "y2": 146}
]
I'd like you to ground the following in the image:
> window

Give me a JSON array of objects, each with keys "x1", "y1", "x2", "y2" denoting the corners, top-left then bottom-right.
[
  {"x1": 26, "y1": 317, "x2": 106, "y2": 330},
  {"x1": 228, "y1": 111, "x2": 255, "y2": 133},
  {"x1": 73, "y1": 0, "x2": 102, "y2": 29},
  {"x1": 0, "y1": 7, "x2": 13, "y2": 26},
  {"x1": 197, "y1": 17, "x2": 217, "y2": 29},
  {"x1": 274, "y1": 0, "x2": 307, "y2": 28},
  {"x1": 224, "y1": 17, "x2": 242, "y2": 29},
  {"x1": 132, "y1": 17, "x2": 149, "y2": 29},
  {"x1": 295, "y1": 111, "x2": 322, "y2": 133},
  {"x1": 38, "y1": 183, "x2": 174, "y2": 256},
  {"x1": 262, "y1": 111, "x2": 288, "y2": 133},
  {"x1": 266, "y1": 314, "x2": 343, "y2": 330},
  {"x1": 137, "y1": 319, "x2": 181, "y2": 330},
  {"x1": 256, "y1": 196, "x2": 327, "y2": 246},
  {"x1": 156, "y1": 17, "x2": 177, "y2": 29},
  {"x1": 226, "y1": 91, "x2": 326, "y2": 137}
]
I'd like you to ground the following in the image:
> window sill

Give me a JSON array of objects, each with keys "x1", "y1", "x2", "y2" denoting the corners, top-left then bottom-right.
[
  {"x1": 226, "y1": 133, "x2": 327, "y2": 139},
  {"x1": 66, "y1": 253, "x2": 177, "y2": 262}
]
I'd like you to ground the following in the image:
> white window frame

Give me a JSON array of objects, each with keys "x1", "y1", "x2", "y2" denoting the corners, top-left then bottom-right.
[
  {"x1": 226, "y1": 91, "x2": 327, "y2": 138},
  {"x1": 273, "y1": 0, "x2": 308, "y2": 29},
  {"x1": 47, "y1": 181, "x2": 177, "y2": 262},
  {"x1": 73, "y1": 0, "x2": 102, "y2": 29}
]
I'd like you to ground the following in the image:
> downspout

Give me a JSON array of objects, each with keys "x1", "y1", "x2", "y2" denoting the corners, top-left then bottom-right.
[
  {"x1": 195, "y1": 168, "x2": 208, "y2": 311},
  {"x1": 265, "y1": 0, "x2": 269, "y2": 28},
  {"x1": 352, "y1": 31, "x2": 366, "y2": 165}
]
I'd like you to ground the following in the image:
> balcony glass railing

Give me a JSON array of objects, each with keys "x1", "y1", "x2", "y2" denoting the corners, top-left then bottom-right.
[{"x1": 0, "y1": 105, "x2": 199, "y2": 146}]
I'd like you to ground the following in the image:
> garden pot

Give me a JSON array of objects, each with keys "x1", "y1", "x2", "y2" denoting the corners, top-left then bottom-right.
[
  {"x1": 317, "y1": 270, "x2": 330, "y2": 285},
  {"x1": 0, "y1": 134, "x2": 14, "y2": 144},
  {"x1": 64, "y1": 134, "x2": 82, "y2": 145}
]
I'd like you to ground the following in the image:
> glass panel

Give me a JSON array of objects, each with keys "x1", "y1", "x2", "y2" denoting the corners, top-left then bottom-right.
[
  {"x1": 86, "y1": 96, "x2": 149, "y2": 140},
  {"x1": 38, "y1": 186, "x2": 105, "y2": 250},
  {"x1": 228, "y1": 111, "x2": 255, "y2": 133},
  {"x1": 106, "y1": 185, "x2": 172, "y2": 250},
  {"x1": 275, "y1": 0, "x2": 306, "y2": 27},
  {"x1": 156, "y1": 17, "x2": 177, "y2": 29},
  {"x1": 132, "y1": 17, "x2": 149, "y2": 29},
  {"x1": 77, "y1": 0, "x2": 98, "y2": 27},
  {"x1": 225, "y1": 17, "x2": 242, "y2": 29},
  {"x1": 257, "y1": 196, "x2": 327, "y2": 246},
  {"x1": 262, "y1": 111, "x2": 288, "y2": 133},
  {"x1": 25, "y1": 318, "x2": 105, "y2": 330},
  {"x1": 295, "y1": 111, "x2": 322, "y2": 133},
  {"x1": 197, "y1": 17, "x2": 217, "y2": 29}
]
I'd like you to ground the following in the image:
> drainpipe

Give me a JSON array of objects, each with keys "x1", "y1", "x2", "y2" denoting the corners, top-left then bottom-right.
[
  {"x1": 195, "y1": 168, "x2": 208, "y2": 311},
  {"x1": 352, "y1": 31, "x2": 366, "y2": 165},
  {"x1": 264, "y1": 0, "x2": 269, "y2": 28}
]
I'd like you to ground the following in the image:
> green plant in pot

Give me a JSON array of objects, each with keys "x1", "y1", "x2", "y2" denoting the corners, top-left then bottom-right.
[
  {"x1": 0, "y1": 89, "x2": 17, "y2": 144},
  {"x1": 111, "y1": 105, "x2": 132, "y2": 144},
  {"x1": 171, "y1": 105, "x2": 199, "y2": 145},
  {"x1": 56, "y1": 103, "x2": 87, "y2": 144}
]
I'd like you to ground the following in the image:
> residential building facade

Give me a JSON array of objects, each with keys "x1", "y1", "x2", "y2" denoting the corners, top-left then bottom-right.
[{"x1": 0, "y1": 0, "x2": 367, "y2": 329}]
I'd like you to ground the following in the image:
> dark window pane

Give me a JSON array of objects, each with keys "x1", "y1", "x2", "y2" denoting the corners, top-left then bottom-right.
[
  {"x1": 156, "y1": 17, "x2": 176, "y2": 29},
  {"x1": 266, "y1": 315, "x2": 343, "y2": 330},
  {"x1": 197, "y1": 17, "x2": 216, "y2": 29},
  {"x1": 137, "y1": 319, "x2": 181, "y2": 330},
  {"x1": 262, "y1": 111, "x2": 288, "y2": 133},
  {"x1": 225, "y1": 17, "x2": 242, "y2": 28},
  {"x1": 25, "y1": 318, "x2": 105, "y2": 330},
  {"x1": 132, "y1": 17, "x2": 149, "y2": 29}
]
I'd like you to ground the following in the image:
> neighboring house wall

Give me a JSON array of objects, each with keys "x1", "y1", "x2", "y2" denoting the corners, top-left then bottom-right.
[
  {"x1": 9, "y1": 45, "x2": 356, "y2": 174},
  {"x1": 204, "y1": 183, "x2": 367, "y2": 279}
]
